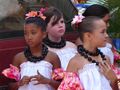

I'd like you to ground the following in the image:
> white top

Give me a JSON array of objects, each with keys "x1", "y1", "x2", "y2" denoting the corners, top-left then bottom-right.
[
  {"x1": 18, "y1": 61, "x2": 54, "y2": 90},
  {"x1": 99, "y1": 43, "x2": 114, "y2": 65},
  {"x1": 47, "y1": 41, "x2": 77, "y2": 70},
  {"x1": 78, "y1": 63, "x2": 112, "y2": 90}
]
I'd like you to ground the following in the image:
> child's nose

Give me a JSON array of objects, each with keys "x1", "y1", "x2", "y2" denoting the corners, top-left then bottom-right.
[
  {"x1": 58, "y1": 23, "x2": 64, "y2": 28},
  {"x1": 28, "y1": 34, "x2": 32, "y2": 39},
  {"x1": 105, "y1": 32, "x2": 109, "y2": 38},
  {"x1": 107, "y1": 23, "x2": 110, "y2": 27},
  {"x1": 58, "y1": 23, "x2": 62, "y2": 27}
]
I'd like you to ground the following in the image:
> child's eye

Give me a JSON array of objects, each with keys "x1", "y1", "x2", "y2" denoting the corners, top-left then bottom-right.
[
  {"x1": 61, "y1": 20, "x2": 64, "y2": 23},
  {"x1": 32, "y1": 31, "x2": 36, "y2": 35},
  {"x1": 101, "y1": 29, "x2": 105, "y2": 33},
  {"x1": 101, "y1": 31, "x2": 104, "y2": 33}
]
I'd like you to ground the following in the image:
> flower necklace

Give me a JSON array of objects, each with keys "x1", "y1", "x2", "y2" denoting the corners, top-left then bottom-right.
[
  {"x1": 77, "y1": 45, "x2": 106, "y2": 65},
  {"x1": 24, "y1": 44, "x2": 48, "y2": 63},
  {"x1": 43, "y1": 36, "x2": 66, "y2": 49}
]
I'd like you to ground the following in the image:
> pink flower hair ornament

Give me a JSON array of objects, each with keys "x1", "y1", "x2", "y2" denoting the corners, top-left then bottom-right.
[
  {"x1": 40, "y1": 7, "x2": 47, "y2": 14},
  {"x1": 25, "y1": 10, "x2": 46, "y2": 20},
  {"x1": 71, "y1": 14, "x2": 85, "y2": 25}
]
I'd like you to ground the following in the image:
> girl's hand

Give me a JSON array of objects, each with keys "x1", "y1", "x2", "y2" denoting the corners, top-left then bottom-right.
[
  {"x1": 99, "y1": 61, "x2": 117, "y2": 84},
  {"x1": 19, "y1": 76, "x2": 31, "y2": 86},
  {"x1": 31, "y1": 71, "x2": 50, "y2": 85}
]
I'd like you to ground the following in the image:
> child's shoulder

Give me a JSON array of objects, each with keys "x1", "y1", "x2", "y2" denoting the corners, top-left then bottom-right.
[
  {"x1": 67, "y1": 54, "x2": 81, "y2": 72},
  {"x1": 45, "y1": 51, "x2": 60, "y2": 68},
  {"x1": 70, "y1": 54, "x2": 84, "y2": 64},
  {"x1": 12, "y1": 51, "x2": 26, "y2": 67},
  {"x1": 46, "y1": 51, "x2": 58, "y2": 60},
  {"x1": 14, "y1": 51, "x2": 24, "y2": 58},
  {"x1": 68, "y1": 54, "x2": 85, "y2": 70}
]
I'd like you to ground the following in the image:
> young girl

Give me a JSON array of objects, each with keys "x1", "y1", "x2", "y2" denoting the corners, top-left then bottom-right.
[
  {"x1": 67, "y1": 16, "x2": 118, "y2": 90},
  {"x1": 75, "y1": 4, "x2": 114, "y2": 65},
  {"x1": 43, "y1": 7, "x2": 77, "y2": 70},
  {"x1": 12, "y1": 11, "x2": 60, "y2": 90}
]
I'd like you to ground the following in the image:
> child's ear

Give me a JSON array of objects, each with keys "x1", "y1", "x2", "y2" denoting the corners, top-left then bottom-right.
[
  {"x1": 42, "y1": 32, "x2": 47, "y2": 39},
  {"x1": 84, "y1": 32, "x2": 92, "y2": 40}
]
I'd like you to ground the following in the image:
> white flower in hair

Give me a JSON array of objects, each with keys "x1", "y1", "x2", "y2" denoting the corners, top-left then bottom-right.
[
  {"x1": 71, "y1": 14, "x2": 85, "y2": 25},
  {"x1": 78, "y1": 8, "x2": 86, "y2": 15}
]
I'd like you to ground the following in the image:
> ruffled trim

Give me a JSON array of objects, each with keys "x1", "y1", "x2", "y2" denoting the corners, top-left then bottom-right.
[
  {"x1": 52, "y1": 68, "x2": 84, "y2": 90},
  {"x1": 20, "y1": 60, "x2": 53, "y2": 69},
  {"x1": 2, "y1": 64, "x2": 20, "y2": 81}
]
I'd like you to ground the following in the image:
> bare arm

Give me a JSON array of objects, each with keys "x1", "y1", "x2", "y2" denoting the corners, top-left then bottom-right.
[
  {"x1": 67, "y1": 57, "x2": 79, "y2": 73},
  {"x1": 47, "y1": 52, "x2": 61, "y2": 89},
  {"x1": 12, "y1": 52, "x2": 25, "y2": 68},
  {"x1": 10, "y1": 52, "x2": 31, "y2": 89},
  {"x1": 10, "y1": 52, "x2": 25, "y2": 90}
]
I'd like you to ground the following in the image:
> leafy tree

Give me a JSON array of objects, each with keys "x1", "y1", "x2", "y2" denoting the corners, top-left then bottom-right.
[{"x1": 107, "y1": 0, "x2": 120, "y2": 35}]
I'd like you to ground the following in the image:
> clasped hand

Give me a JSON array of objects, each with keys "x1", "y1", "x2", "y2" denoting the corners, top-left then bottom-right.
[{"x1": 19, "y1": 71, "x2": 49, "y2": 86}]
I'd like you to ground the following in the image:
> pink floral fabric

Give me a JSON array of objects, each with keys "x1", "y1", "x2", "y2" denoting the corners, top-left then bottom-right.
[
  {"x1": 52, "y1": 68, "x2": 84, "y2": 90},
  {"x1": 113, "y1": 47, "x2": 120, "y2": 63},
  {"x1": 111, "y1": 65, "x2": 120, "y2": 79},
  {"x1": 2, "y1": 64, "x2": 20, "y2": 81},
  {"x1": 112, "y1": 47, "x2": 120, "y2": 79}
]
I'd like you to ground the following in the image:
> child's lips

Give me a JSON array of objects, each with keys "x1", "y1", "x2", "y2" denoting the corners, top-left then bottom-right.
[
  {"x1": 104, "y1": 39, "x2": 107, "y2": 42},
  {"x1": 27, "y1": 41, "x2": 33, "y2": 45},
  {"x1": 58, "y1": 29, "x2": 65, "y2": 33}
]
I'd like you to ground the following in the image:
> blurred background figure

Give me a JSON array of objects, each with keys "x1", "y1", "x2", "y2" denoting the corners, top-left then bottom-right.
[{"x1": 0, "y1": 0, "x2": 20, "y2": 20}]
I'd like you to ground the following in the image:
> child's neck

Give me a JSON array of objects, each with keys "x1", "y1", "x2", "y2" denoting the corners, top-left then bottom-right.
[
  {"x1": 30, "y1": 45, "x2": 42, "y2": 57},
  {"x1": 48, "y1": 35, "x2": 61, "y2": 43},
  {"x1": 83, "y1": 43, "x2": 97, "y2": 53}
]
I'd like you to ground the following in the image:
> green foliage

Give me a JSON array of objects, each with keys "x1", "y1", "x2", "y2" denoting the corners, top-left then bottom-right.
[{"x1": 107, "y1": 0, "x2": 120, "y2": 35}]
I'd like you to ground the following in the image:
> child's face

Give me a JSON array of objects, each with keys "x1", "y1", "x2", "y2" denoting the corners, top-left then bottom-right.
[
  {"x1": 24, "y1": 23, "x2": 44, "y2": 47},
  {"x1": 90, "y1": 20, "x2": 108, "y2": 47},
  {"x1": 46, "y1": 16, "x2": 65, "y2": 38}
]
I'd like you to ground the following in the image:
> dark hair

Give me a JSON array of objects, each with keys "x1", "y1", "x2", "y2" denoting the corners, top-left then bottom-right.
[
  {"x1": 78, "y1": 16, "x2": 102, "y2": 41},
  {"x1": 25, "y1": 17, "x2": 46, "y2": 31},
  {"x1": 83, "y1": 4, "x2": 109, "y2": 18},
  {"x1": 43, "y1": 7, "x2": 63, "y2": 26}
]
